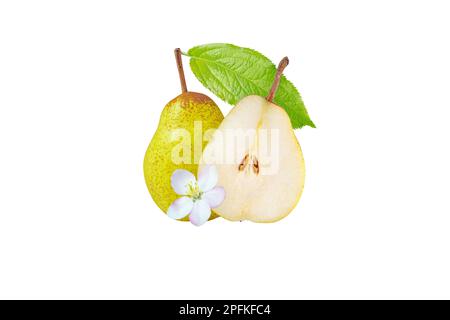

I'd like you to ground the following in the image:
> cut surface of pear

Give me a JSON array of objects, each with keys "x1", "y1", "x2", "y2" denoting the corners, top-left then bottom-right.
[{"x1": 199, "y1": 95, "x2": 305, "y2": 222}]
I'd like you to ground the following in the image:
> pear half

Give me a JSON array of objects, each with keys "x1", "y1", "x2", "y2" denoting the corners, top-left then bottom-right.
[{"x1": 199, "y1": 95, "x2": 305, "y2": 222}]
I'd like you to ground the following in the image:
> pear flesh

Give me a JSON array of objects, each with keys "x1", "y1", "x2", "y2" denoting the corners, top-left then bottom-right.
[{"x1": 199, "y1": 95, "x2": 305, "y2": 222}]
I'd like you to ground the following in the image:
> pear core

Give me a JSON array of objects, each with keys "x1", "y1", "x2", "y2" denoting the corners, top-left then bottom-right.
[{"x1": 199, "y1": 95, "x2": 305, "y2": 222}]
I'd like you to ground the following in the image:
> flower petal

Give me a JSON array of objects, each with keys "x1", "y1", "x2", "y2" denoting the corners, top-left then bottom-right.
[
  {"x1": 203, "y1": 186, "x2": 225, "y2": 208},
  {"x1": 171, "y1": 169, "x2": 196, "y2": 195},
  {"x1": 189, "y1": 199, "x2": 211, "y2": 226},
  {"x1": 197, "y1": 165, "x2": 218, "y2": 192},
  {"x1": 167, "y1": 196, "x2": 193, "y2": 220}
]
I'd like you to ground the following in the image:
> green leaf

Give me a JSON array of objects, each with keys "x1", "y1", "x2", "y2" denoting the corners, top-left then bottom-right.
[{"x1": 185, "y1": 43, "x2": 315, "y2": 129}]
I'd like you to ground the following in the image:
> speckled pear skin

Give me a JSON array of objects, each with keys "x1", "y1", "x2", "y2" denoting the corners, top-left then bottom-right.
[{"x1": 143, "y1": 92, "x2": 224, "y2": 221}]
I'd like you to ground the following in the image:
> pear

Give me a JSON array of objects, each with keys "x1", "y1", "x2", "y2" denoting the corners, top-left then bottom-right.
[
  {"x1": 199, "y1": 57, "x2": 305, "y2": 222},
  {"x1": 144, "y1": 49, "x2": 224, "y2": 220}
]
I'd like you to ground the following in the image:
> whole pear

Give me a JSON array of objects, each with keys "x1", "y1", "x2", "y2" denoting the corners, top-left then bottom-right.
[{"x1": 143, "y1": 49, "x2": 224, "y2": 220}]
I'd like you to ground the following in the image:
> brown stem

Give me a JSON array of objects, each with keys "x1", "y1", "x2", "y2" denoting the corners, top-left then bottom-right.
[
  {"x1": 174, "y1": 48, "x2": 187, "y2": 93},
  {"x1": 266, "y1": 57, "x2": 289, "y2": 102}
]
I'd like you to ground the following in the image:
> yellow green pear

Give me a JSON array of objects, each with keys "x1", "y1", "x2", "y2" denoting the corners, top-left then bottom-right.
[
  {"x1": 199, "y1": 57, "x2": 305, "y2": 222},
  {"x1": 144, "y1": 49, "x2": 224, "y2": 220}
]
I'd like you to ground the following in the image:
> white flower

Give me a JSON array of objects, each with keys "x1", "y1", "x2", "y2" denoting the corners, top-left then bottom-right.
[{"x1": 167, "y1": 165, "x2": 225, "y2": 226}]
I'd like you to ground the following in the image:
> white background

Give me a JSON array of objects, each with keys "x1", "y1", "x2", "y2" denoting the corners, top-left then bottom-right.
[{"x1": 1, "y1": 0, "x2": 449, "y2": 299}]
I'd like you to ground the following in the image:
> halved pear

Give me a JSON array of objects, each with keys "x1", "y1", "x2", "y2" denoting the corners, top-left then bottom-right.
[{"x1": 199, "y1": 94, "x2": 305, "y2": 222}]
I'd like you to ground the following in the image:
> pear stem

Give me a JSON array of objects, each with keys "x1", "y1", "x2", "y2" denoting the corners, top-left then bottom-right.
[
  {"x1": 267, "y1": 57, "x2": 289, "y2": 102},
  {"x1": 174, "y1": 48, "x2": 188, "y2": 93}
]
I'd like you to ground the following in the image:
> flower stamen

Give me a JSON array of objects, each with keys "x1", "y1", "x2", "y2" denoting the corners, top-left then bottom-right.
[{"x1": 187, "y1": 182, "x2": 203, "y2": 201}]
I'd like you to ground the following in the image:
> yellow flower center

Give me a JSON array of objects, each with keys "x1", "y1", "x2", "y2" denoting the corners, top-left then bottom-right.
[{"x1": 187, "y1": 182, "x2": 202, "y2": 201}]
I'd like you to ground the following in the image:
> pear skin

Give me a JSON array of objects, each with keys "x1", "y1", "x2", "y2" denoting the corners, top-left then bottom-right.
[{"x1": 144, "y1": 92, "x2": 224, "y2": 220}]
